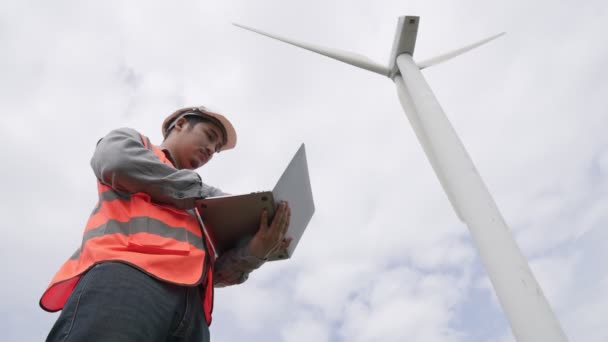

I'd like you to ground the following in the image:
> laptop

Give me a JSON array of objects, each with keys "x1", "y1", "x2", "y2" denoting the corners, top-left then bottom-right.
[{"x1": 196, "y1": 143, "x2": 315, "y2": 261}]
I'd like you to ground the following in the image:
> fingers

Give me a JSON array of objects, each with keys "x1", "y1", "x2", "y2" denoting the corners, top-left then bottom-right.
[
  {"x1": 269, "y1": 203, "x2": 290, "y2": 239},
  {"x1": 254, "y1": 202, "x2": 292, "y2": 258},
  {"x1": 268, "y1": 237, "x2": 292, "y2": 257},
  {"x1": 275, "y1": 203, "x2": 291, "y2": 241},
  {"x1": 282, "y1": 205, "x2": 291, "y2": 234},
  {"x1": 281, "y1": 237, "x2": 292, "y2": 250},
  {"x1": 270, "y1": 202, "x2": 288, "y2": 231},
  {"x1": 260, "y1": 209, "x2": 269, "y2": 230}
]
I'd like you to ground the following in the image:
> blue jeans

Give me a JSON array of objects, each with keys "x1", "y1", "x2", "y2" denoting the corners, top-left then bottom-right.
[{"x1": 46, "y1": 262, "x2": 210, "y2": 342}]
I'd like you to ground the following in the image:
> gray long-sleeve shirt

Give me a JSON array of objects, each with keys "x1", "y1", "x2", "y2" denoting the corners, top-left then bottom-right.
[{"x1": 91, "y1": 127, "x2": 265, "y2": 287}]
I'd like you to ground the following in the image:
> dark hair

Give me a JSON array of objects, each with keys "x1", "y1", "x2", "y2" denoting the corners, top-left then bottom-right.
[{"x1": 183, "y1": 115, "x2": 207, "y2": 130}]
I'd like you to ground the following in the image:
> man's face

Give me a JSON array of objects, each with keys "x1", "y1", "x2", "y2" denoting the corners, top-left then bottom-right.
[{"x1": 171, "y1": 119, "x2": 224, "y2": 170}]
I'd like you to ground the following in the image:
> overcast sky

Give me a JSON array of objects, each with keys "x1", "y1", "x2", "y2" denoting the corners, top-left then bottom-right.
[{"x1": 1, "y1": 0, "x2": 607, "y2": 341}]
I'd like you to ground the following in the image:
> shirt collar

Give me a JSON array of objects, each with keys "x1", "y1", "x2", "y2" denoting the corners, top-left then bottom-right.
[{"x1": 161, "y1": 148, "x2": 180, "y2": 169}]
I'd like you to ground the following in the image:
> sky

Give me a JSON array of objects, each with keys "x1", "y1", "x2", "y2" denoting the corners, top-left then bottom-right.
[{"x1": 1, "y1": 0, "x2": 607, "y2": 341}]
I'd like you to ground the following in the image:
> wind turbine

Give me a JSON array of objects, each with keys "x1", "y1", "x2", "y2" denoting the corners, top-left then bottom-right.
[{"x1": 234, "y1": 16, "x2": 568, "y2": 342}]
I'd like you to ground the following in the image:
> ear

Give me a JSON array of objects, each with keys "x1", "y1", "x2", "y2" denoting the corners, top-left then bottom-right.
[{"x1": 173, "y1": 117, "x2": 188, "y2": 132}]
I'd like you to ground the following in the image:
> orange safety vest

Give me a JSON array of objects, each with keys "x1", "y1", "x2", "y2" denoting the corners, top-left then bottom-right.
[{"x1": 40, "y1": 133, "x2": 217, "y2": 325}]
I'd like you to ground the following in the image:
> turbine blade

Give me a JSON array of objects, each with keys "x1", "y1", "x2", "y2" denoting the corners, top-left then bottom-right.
[
  {"x1": 416, "y1": 32, "x2": 505, "y2": 70},
  {"x1": 233, "y1": 23, "x2": 389, "y2": 77}
]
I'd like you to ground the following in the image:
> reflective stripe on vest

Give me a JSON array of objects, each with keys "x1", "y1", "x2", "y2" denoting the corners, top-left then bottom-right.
[{"x1": 40, "y1": 132, "x2": 216, "y2": 325}]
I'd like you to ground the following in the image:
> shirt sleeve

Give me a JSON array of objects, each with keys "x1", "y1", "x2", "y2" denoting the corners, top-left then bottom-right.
[
  {"x1": 90, "y1": 127, "x2": 223, "y2": 209},
  {"x1": 213, "y1": 242, "x2": 266, "y2": 287}
]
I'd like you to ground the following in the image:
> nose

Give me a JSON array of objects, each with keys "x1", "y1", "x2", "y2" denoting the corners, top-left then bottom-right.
[{"x1": 204, "y1": 144, "x2": 215, "y2": 157}]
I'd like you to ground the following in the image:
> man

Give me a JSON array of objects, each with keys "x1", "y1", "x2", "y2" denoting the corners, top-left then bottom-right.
[{"x1": 41, "y1": 106, "x2": 291, "y2": 341}]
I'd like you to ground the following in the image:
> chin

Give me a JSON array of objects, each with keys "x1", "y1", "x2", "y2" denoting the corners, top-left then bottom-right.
[{"x1": 189, "y1": 160, "x2": 206, "y2": 170}]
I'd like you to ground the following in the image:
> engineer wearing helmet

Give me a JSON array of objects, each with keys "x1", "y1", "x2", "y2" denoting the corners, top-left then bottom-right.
[{"x1": 41, "y1": 106, "x2": 291, "y2": 342}]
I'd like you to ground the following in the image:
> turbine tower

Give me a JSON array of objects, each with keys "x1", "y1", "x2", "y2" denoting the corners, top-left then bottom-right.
[{"x1": 234, "y1": 16, "x2": 568, "y2": 342}]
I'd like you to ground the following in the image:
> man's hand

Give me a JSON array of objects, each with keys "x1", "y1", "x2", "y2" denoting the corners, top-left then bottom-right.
[{"x1": 248, "y1": 201, "x2": 292, "y2": 259}]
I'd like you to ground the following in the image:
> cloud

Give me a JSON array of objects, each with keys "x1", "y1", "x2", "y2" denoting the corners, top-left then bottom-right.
[
  {"x1": 281, "y1": 317, "x2": 330, "y2": 342},
  {"x1": 338, "y1": 267, "x2": 466, "y2": 342}
]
